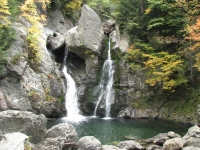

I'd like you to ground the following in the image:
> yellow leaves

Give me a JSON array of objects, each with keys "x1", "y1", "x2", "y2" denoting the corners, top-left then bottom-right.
[
  {"x1": 20, "y1": 0, "x2": 49, "y2": 65},
  {"x1": 62, "y1": 0, "x2": 82, "y2": 15},
  {"x1": 143, "y1": 52, "x2": 186, "y2": 90},
  {"x1": 145, "y1": 7, "x2": 151, "y2": 14},
  {"x1": 0, "y1": 0, "x2": 10, "y2": 24}
]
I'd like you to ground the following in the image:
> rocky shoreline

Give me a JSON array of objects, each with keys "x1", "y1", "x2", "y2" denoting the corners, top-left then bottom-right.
[{"x1": 0, "y1": 110, "x2": 200, "y2": 150}]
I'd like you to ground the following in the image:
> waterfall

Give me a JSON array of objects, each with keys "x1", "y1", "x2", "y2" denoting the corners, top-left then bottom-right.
[
  {"x1": 62, "y1": 47, "x2": 84, "y2": 122},
  {"x1": 94, "y1": 38, "x2": 115, "y2": 118}
]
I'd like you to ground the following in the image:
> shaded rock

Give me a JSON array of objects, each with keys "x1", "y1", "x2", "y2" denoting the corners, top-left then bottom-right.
[
  {"x1": 77, "y1": 136, "x2": 101, "y2": 150},
  {"x1": 117, "y1": 140, "x2": 145, "y2": 150},
  {"x1": 65, "y1": 4, "x2": 104, "y2": 59},
  {"x1": 163, "y1": 137, "x2": 185, "y2": 150},
  {"x1": 147, "y1": 145, "x2": 162, "y2": 150},
  {"x1": 46, "y1": 123, "x2": 77, "y2": 142},
  {"x1": 0, "y1": 132, "x2": 28, "y2": 150},
  {"x1": 0, "y1": 66, "x2": 7, "y2": 79},
  {"x1": 146, "y1": 133, "x2": 169, "y2": 145},
  {"x1": 0, "y1": 90, "x2": 8, "y2": 111},
  {"x1": 102, "y1": 19, "x2": 116, "y2": 36},
  {"x1": 118, "y1": 106, "x2": 135, "y2": 118},
  {"x1": 40, "y1": 100, "x2": 63, "y2": 117},
  {"x1": 183, "y1": 125, "x2": 200, "y2": 147},
  {"x1": 0, "y1": 110, "x2": 47, "y2": 144}
]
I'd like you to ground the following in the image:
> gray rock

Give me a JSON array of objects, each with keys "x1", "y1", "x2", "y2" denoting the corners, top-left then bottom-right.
[
  {"x1": 0, "y1": 110, "x2": 47, "y2": 144},
  {"x1": 0, "y1": 66, "x2": 7, "y2": 79},
  {"x1": 77, "y1": 136, "x2": 101, "y2": 150},
  {"x1": 0, "y1": 90, "x2": 8, "y2": 111},
  {"x1": 65, "y1": 4, "x2": 104, "y2": 59},
  {"x1": 47, "y1": 33, "x2": 65, "y2": 50},
  {"x1": 117, "y1": 140, "x2": 145, "y2": 150},
  {"x1": 182, "y1": 146, "x2": 200, "y2": 150},
  {"x1": 0, "y1": 132, "x2": 28, "y2": 150},
  {"x1": 34, "y1": 123, "x2": 77, "y2": 150},
  {"x1": 47, "y1": 9, "x2": 73, "y2": 34},
  {"x1": 167, "y1": 131, "x2": 181, "y2": 138},
  {"x1": 147, "y1": 145, "x2": 162, "y2": 150},
  {"x1": 46, "y1": 123, "x2": 77, "y2": 143},
  {"x1": 146, "y1": 133, "x2": 169, "y2": 145},
  {"x1": 7, "y1": 56, "x2": 27, "y2": 79},
  {"x1": 163, "y1": 137, "x2": 185, "y2": 150},
  {"x1": 183, "y1": 125, "x2": 200, "y2": 147},
  {"x1": 118, "y1": 107, "x2": 135, "y2": 118},
  {"x1": 102, "y1": 145, "x2": 125, "y2": 150},
  {"x1": 32, "y1": 138, "x2": 64, "y2": 150}
]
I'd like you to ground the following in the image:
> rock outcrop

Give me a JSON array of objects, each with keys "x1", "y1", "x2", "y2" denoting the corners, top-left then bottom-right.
[{"x1": 0, "y1": 110, "x2": 47, "y2": 144}]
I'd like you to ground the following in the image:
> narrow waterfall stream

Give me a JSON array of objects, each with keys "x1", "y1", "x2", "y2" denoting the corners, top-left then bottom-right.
[
  {"x1": 94, "y1": 38, "x2": 115, "y2": 118},
  {"x1": 62, "y1": 47, "x2": 85, "y2": 122}
]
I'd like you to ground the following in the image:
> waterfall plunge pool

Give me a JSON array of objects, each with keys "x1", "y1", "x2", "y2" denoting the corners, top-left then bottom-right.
[{"x1": 47, "y1": 117, "x2": 191, "y2": 144}]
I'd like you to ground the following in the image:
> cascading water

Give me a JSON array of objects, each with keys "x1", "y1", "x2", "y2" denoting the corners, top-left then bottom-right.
[
  {"x1": 62, "y1": 47, "x2": 85, "y2": 122},
  {"x1": 94, "y1": 38, "x2": 115, "y2": 118}
]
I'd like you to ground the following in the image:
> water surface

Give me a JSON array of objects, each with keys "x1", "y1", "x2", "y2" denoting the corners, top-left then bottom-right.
[{"x1": 47, "y1": 117, "x2": 191, "y2": 144}]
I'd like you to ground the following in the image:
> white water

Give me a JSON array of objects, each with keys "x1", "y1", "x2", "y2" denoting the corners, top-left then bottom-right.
[
  {"x1": 62, "y1": 49, "x2": 85, "y2": 122},
  {"x1": 94, "y1": 38, "x2": 114, "y2": 118}
]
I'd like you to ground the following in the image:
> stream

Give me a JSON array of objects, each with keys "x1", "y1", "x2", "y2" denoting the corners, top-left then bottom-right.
[{"x1": 47, "y1": 117, "x2": 191, "y2": 145}]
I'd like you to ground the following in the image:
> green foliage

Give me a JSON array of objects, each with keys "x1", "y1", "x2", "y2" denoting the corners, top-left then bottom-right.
[
  {"x1": 0, "y1": 24, "x2": 14, "y2": 66},
  {"x1": 7, "y1": 0, "x2": 21, "y2": 21},
  {"x1": 85, "y1": 0, "x2": 114, "y2": 19},
  {"x1": 58, "y1": 94, "x2": 65, "y2": 103},
  {"x1": 10, "y1": 54, "x2": 22, "y2": 65}
]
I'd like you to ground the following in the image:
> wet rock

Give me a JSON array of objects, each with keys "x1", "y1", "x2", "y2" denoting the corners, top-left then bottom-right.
[
  {"x1": 0, "y1": 110, "x2": 47, "y2": 144},
  {"x1": 0, "y1": 132, "x2": 28, "y2": 150},
  {"x1": 117, "y1": 140, "x2": 145, "y2": 150},
  {"x1": 77, "y1": 136, "x2": 101, "y2": 150}
]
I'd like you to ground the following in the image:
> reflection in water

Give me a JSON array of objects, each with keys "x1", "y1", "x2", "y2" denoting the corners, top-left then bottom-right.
[{"x1": 47, "y1": 118, "x2": 191, "y2": 145}]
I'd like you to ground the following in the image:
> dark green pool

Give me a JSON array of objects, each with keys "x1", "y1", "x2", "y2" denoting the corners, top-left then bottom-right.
[{"x1": 47, "y1": 117, "x2": 191, "y2": 144}]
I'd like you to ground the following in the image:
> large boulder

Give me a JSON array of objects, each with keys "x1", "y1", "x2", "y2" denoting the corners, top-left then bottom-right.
[
  {"x1": 45, "y1": 123, "x2": 77, "y2": 142},
  {"x1": 117, "y1": 140, "x2": 145, "y2": 150},
  {"x1": 33, "y1": 123, "x2": 78, "y2": 150},
  {"x1": 183, "y1": 125, "x2": 200, "y2": 147},
  {"x1": 0, "y1": 132, "x2": 28, "y2": 150},
  {"x1": 65, "y1": 4, "x2": 104, "y2": 59},
  {"x1": 77, "y1": 136, "x2": 101, "y2": 150},
  {"x1": 163, "y1": 137, "x2": 185, "y2": 150},
  {"x1": 0, "y1": 110, "x2": 47, "y2": 144}
]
